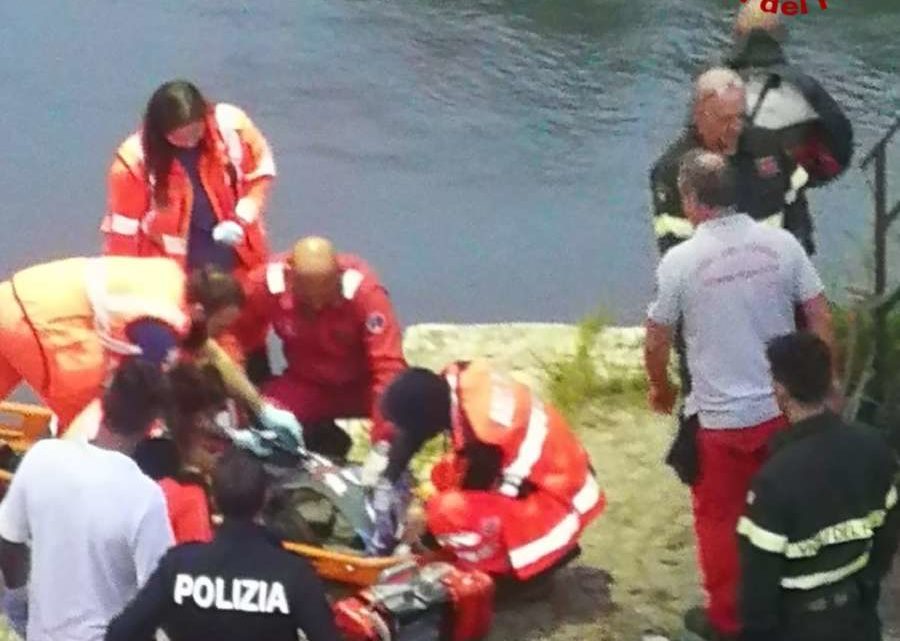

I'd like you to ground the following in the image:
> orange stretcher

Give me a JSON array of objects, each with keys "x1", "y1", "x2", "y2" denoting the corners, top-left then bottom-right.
[{"x1": 0, "y1": 401, "x2": 408, "y2": 587}]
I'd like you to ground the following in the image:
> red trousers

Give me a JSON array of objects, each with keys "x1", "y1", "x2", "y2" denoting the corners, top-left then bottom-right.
[
  {"x1": 691, "y1": 415, "x2": 788, "y2": 636},
  {"x1": 262, "y1": 375, "x2": 368, "y2": 433}
]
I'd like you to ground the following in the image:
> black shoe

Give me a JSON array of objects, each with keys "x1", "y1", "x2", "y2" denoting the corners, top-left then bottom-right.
[{"x1": 680, "y1": 607, "x2": 737, "y2": 641}]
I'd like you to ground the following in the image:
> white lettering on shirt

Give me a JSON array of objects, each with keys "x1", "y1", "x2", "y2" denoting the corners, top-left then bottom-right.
[{"x1": 171, "y1": 574, "x2": 290, "y2": 614}]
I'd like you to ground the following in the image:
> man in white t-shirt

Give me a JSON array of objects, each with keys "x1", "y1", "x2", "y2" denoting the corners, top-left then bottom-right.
[
  {"x1": 0, "y1": 358, "x2": 175, "y2": 641},
  {"x1": 643, "y1": 149, "x2": 837, "y2": 640}
]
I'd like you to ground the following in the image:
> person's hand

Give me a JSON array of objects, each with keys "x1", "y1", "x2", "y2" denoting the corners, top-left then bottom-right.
[
  {"x1": 258, "y1": 403, "x2": 305, "y2": 449},
  {"x1": 224, "y1": 426, "x2": 273, "y2": 458},
  {"x1": 360, "y1": 442, "x2": 390, "y2": 487},
  {"x1": 212, "y1": 220, "x2": 245, "y2": 246},
  {"x1": 648, "y1": 380, "x2": 677, "y2": 415}
]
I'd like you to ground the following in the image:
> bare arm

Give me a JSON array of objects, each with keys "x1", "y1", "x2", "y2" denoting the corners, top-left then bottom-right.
[
  {"x1": 197, "y1": 338, "x2": 265, "y2": 415},
  {"x1": 801, "y1": 293, "x2": 838, "y2": 378},
  {"x1": 644, "y1": 319, "x2": 673, "y2": 387}
]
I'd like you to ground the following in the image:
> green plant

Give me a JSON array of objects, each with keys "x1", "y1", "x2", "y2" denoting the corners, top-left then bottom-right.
[{"x1": 538, "y1": 309, "x2": 648, "y2": 423}]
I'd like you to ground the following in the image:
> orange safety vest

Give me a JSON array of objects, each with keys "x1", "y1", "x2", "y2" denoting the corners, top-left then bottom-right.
[
  {"x1": 101, "y1": 103, "x2": 274, "y2": 279},
  {"x1": 9, "y1": 256, "x2": 189, "y2": 428},
  {"x1": 442, "y1": 360, "x2": 605, "y2": 577}
]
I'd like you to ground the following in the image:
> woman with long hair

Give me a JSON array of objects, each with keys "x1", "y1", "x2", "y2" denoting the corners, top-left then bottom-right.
[{"x1": 102, "y1": 79, "x2": 276, "y2": 362}]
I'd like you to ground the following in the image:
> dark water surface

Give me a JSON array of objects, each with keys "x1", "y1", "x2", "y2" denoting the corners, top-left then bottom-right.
[{"x1": 0, "y1": 1, "x2": 897, "y2": 324}]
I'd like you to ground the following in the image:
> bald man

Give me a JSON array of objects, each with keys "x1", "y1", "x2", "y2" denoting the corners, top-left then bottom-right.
[{"x1": 236, "y1": 237, "x2": 407, "y2": 464}]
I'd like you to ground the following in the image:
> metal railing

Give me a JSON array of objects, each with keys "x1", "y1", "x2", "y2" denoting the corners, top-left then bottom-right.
[{"x1": 860, "y1": 117, "x2": 900, "y2": 404}]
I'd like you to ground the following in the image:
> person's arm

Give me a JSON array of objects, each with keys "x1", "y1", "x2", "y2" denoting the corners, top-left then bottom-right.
[
  {"x1": 198, "y1": 337, "x2": 265, "y2": 414},
  {"x1": 0, "y1": 446, "x2": 38, "y2": 638},
  {"x1": 105, "y1": 552, "x2": 173, "y2": 641},
  {"x1": 133, "y1": 486, "x2": 175, "y2": 587},
  {"x1": 736, "y1": 476, "x2": 787, "y2": 641},
  {"x1": 289, "y1": 561, "x2": 343, "y2": 641},
  {"x1": 644, "y1": 254, "x2": 683, "y2": 414},
  {"x1": 101, "y1": 145, "x2": 149, "y2": 256},
  {"x1": 792, "y1": 242, "x2": 839, "y2": 383},
  {"x1": 231, "y1": 105, "x2": 276, "y2": 225},
  {"x1": 358, "y1": 284, "x2": 407, "y2": 444}
]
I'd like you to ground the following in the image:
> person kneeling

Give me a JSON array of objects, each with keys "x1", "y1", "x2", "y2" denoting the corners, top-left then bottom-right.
[{"x1": 372, "y1": 361, "x2": 605, "y2": 582}]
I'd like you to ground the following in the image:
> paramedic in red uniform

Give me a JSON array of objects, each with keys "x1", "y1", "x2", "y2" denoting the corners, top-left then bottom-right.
[
  {"x1": 372, "y1": 363, "x2": 605, "y2": 582},
  {"x1": 238, "y1": 236, "x2": 407, "y2": 463}
]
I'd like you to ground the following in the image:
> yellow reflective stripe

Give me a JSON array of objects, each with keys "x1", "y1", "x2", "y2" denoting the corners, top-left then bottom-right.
[
  {"x1": 762, "y1": 212, "x2": 784, "y2": 228},
  {"x1": 737, "y1": 516, "x2": 788, "y2": 554},
  {"x1": 653, "y1": 213, "x2": 694, "y2": 239},
  {"x1": 780, "y1": 550, "x2": 870, "y2": 590},
  {"x1": 887, "y1": 485, "x2": 898, "y2": 510},
  {"x1": 786, "y1": 511, "x2": 885, "y2": 559}
]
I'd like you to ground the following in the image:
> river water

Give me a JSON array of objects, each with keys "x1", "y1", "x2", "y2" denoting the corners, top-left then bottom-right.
[{"x1": 0, "y1": 0, "x2": 897, "y2": 324}]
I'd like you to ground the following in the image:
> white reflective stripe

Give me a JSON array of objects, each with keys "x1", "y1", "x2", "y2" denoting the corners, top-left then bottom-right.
[
  {"x1": 509, "y1": 512, "x2": 580, "y2": 570},
  {"x1": 342, "y1": 269, "x2": 364, "y2": 300},
  {"x1": 244, "y1": 151, "x2": 277, "y2": 180},
  {"x1": 446, "y1": 373, "x2": 460, "y2": 413},
  {"x1": 784, "y1": 165, "x2": 810, "y2": 205},
  {"x1": 762, "y1": 212, "x2": 784, "y2": 228},
  {"x1": 266, "y1": 262, "x2": 287, "y2": 295},
  {"x1": 84, "y1": 259, "x2": 143, "y2": 356},
  {"x1": 488, "y1": 375, "x2": 517, "y2": 428},
  {"x1": 437, "y1": 532, "x2": 482, "y2": 548},
  {"x1": 214, "y1": 104, "x2": 245, "y2": 182},
  {"x1": 108, "y1": 213, "x2": 139, "y2": 236},
  {"x1": 737, "y1": 516, "x2": 788, "y2": 554},
  {"x1": 653, "y1": 213, "x2": 694, "y2": 239},
  {"x1": 500, "y1": 399, "x2": 549, "y2": 492},
  {"x1": 498, "y1": 482, "x2": 519, "y2": 498},
  {"x1": 780, "y1": 550, "x2": 870, "y2": 590},
  {"x1": 161, "y1": 235, "x2": 187, "y2": 256},
  {"x1": 234, "y1": 197, "x2": 259, "y2": 225},
  {"x1": 572, "y1": 474, "x2": 601, "y2": 515}
]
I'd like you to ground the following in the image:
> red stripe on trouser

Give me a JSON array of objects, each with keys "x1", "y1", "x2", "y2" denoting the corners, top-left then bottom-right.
[{"x1": 691, "y1": 414, "x2": 788, "y2": 636}]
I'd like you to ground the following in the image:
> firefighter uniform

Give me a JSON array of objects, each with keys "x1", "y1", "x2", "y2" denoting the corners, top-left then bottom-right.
[
  {"x1": 737, "y1": 411, "x2": 900, "y2": 641},
  {"x1": 650, "y1": 126, "x2": 812, "y2": 256},
  {"x1": 104, "y1": 520, "x2": 340, "y2": 641}
]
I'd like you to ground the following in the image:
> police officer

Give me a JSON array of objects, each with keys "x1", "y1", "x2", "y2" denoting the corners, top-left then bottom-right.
[
  {"x1": 105, "y1": 448, "x2": 340, "y2": 641},
  {"x1": 737, "y1": 332, "x2": 900, "y2": 641}
]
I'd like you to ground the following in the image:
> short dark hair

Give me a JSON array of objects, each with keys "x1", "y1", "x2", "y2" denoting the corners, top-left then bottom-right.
[
  {"x1": 212, "y1": 448, "x2": 268, "y2": 520},
  {"x1": 103, "y1": 357, "x2": 169, "y2": 436},
  {"x1": 186, "y1": 266, "x2": 245, "y2": 315},
  {"x1": 678, "y1": 149, "x2": 737, "y2": 208},
  {"x1": 766, "y1": 332, "x2": 832, "y2": 404}
]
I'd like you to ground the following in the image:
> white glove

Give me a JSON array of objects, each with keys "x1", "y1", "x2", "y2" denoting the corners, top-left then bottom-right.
[
  {"x1": 212, "y1": 220, "x2": 245, "y2": 246},
  {"x1": 259, "y1": 403, "x2": 305, "y2": 449},
  {"x1": 224, "y1": 426, "x2": 273, "y2": 458},
  {"x1": 360, "y1": 441, "x2": 390, "y2": 487}
]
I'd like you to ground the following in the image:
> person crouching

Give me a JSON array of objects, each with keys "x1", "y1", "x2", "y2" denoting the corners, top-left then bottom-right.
[{"x1": 372, "y1": 362, "x2": 605, "y2": 582}]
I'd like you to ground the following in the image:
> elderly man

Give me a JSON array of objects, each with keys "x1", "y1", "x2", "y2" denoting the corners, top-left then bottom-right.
[
  {"x1": 236, "y1": 236, "x2": 407, "y2": 470},
  {"x1": 644, "y1": 149, "x2": 837, "y2": 640},
  {"x1": 651, "y1": 67, "x2": 816, "y2": 255}
]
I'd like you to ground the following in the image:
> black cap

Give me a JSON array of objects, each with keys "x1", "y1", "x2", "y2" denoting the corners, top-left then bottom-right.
[{"x1": 381, "y1": 368, "x2": 452, "y2": 482}]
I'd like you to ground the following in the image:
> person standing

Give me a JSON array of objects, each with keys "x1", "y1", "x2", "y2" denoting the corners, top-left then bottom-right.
[
  {"x1": 738, "y1": 332, "x2": 899, "y2": 641},
  {"x1": 0, "y1": 358, "x2": 175, "y2": 641},
  {"x1": 643, "y1": 149, "x2": 837, "y2": 640},
  {"x1": 102, "y1": 79, "x2": 277, "y2": 370}
]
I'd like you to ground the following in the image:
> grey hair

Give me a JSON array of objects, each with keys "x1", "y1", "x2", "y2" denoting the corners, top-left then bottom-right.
[
  {"x1": 677, "y1": 149, "x2": 736, "y2": 209},
  {"x1": 693, "y1": 67, "x2": 745, "y2": 105}
]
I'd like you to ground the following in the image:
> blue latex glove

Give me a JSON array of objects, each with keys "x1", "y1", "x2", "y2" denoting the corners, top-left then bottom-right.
[
  {"x1": 3, "y1": 586, "x2": 27, "y2": 639},
  {"x1": 258, "y1": 403, "x2": 305, "y2": 450},
  {"x1": 224, "y1": 426, "x2": 274, "y2": 458}
]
